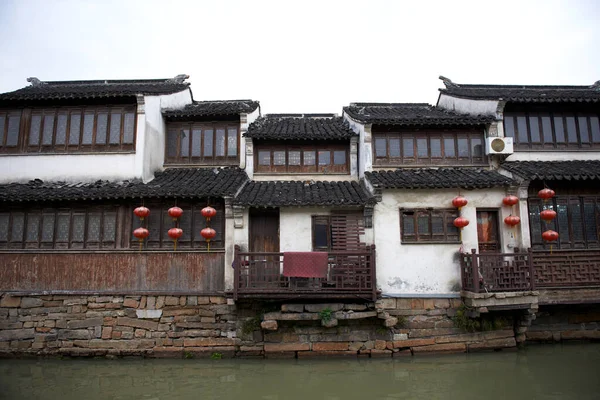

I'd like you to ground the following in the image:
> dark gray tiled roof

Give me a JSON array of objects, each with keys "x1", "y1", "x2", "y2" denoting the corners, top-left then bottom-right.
[
  {"x1": 500, "y1": 160, "x2": 600, "y2": 181},
  {"x1": 0, "y1": 77, "x2": 190, "y2": 102},
  {"x1": 365, "y1": 168, "x2": 515, "y2": 189},
  {"x1": 0, "y1": 168, "x2": 248, "y2": 203},
  {"x1": 343, "y1": 103, "x2": 494, "y2": 126},
  {"x1": 440, "y1": 81, "x2": 600, "y2": 103},
  {"x1": 245, "y1": 115, "x2": 357, "y2": 140},
  {"x1": 234, "y1": 180, "x2": 376, "y2": 207},
  {"x1": 164, "y1": 100, "x2": 259, "y2": 118}
]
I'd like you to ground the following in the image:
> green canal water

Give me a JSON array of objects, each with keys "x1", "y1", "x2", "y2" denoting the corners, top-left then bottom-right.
[{"x1": 1, "y1": 344, "x2": 599, "y2": 400}]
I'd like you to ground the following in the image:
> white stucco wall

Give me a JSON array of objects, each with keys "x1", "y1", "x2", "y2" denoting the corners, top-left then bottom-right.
[
  {"x1": 506, "y1": 151, "x2": 600, "y2": 162},
  {"x1": 343, "y1": 114, "x2": 372, "y2": 177},
  {"x1": 252, "y1": 174, "x2": 355, "y2": 182},
  {"x1": 374, "y1": 188, "x2": 525, "y2": 296},
  {"x1": 437, "y1": 94, "x2": 499, "y2": 117}
]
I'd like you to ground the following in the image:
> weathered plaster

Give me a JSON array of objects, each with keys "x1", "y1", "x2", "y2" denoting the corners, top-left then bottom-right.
[{"x1": 437, "y1": 94, "x2": 499, "y2": 117}]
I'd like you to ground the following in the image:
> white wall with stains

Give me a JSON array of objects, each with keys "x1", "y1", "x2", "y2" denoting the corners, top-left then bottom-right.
[{"x1": 374, "y1": 187, "x2": 525, "y2": 296}]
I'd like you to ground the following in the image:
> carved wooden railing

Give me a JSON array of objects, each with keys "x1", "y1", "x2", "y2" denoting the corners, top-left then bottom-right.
[
  {"x1": 461, "y1": 248, "x2": 600, "y2": 293},
  {"x1": 532, "y1": 249, "x2": 600, "y2": 288},
  {"x1": 233, "y1": 245, "x2": 377, "y2": 301},
  {"x1": 461, "y1": 248, "x2": 535, "y2": 293}
]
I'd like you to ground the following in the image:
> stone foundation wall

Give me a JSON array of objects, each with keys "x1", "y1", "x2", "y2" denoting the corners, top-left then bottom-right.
[
  {"x1": 1, "y1": 293, "x2": 526, "y2": 358},
  {"x1": 526, "y1": 304, "x2": 600, "y2": 342}
]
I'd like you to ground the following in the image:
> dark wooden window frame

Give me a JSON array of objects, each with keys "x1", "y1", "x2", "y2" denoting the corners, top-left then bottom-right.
[
  {"x1": 0, "y1": 106, "x2": 136, "y2": 154},
  {"x1": 528, "y1": 195, "x2": 600, "y2": 250},
  {"x1": 139, "y1": 200, "x2": 225, "y2": 250},
  {"x1": 255, "y1": 144, "x2": 349, "y2": 174},
  {"x1": 311, "y1": 212, "x2": 365, "y2": 251},
  {"x1": 504, "y1": 110, "x2": 600, "y2": 151},
  {"x1": 373, "y1": 128, "x2": 487, "y2": 166},
  {"x1": 165, "y1": 122, "x2": 239, "y2": 165},
  {"x1": 0, "y1": 204, "x2": 124, "y2": 250},
  {"x1": 400, "y1": 208, "x2": 460, "y2": 244}
]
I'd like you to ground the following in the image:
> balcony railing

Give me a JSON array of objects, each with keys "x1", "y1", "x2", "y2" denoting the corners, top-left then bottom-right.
[
  {"x1": 233, "y1": 245, "x2": 377, "y2": 300},
  {"x1": 461, "y1": 248, "x2": 600, "y2": 293}
]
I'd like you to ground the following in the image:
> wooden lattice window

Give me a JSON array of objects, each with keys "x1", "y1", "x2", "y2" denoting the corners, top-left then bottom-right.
[
  {"x1": 312, "y1": 212, "x2": 365, "y2": 251},
  {"x1": 0, "y1": 106, "x2": 136, "y2": 154},
  {"x1": 400, "y1": 209, "x2": 460, "y2": 243},
  {"x1": 138, "y1": 200, "x2": 225, "y2": 250},
  {"x1": 373, "y1": 129, "x2": 486, "y2": 166},
  {"x1": 165, "y1": 123, "x2": 239, "y2": 165},
  {"x1": 255, "y1": 143, "x2": 349, "y2": 174},
  {"x1": 505, "y1": 110, "x2": 600, "y2": 150},
  {"x1": 0, "y1": 205, "x2": 120, "y2": 250},
  {"x1": 529, "y1": 196, "x2": 600, "y2": 250}
]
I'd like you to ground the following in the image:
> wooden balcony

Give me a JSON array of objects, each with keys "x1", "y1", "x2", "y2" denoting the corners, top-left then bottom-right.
[
  {"x1": 461, "y1": 248, "x2": 600, "y2": 293},
  {"x1": 233, "y1": 245, "x2": 377, "y2": 301}
]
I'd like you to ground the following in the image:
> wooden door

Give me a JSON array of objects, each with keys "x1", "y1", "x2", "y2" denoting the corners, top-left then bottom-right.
[
  {"x1": 249, "y1": 208, "x2": 279, "y2": 252},
  {"x1": 477, "y1": 210, "x2": 500, "y2": 253}
]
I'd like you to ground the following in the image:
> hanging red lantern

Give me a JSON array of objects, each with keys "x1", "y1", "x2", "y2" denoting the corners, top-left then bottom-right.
[
  {"x1": 452, "y1": 196, "x2": 468, "y2": 209},
  {"x1": 168, "y1": 206, "x2": 183, "y2": 220},
  {"x1": 453, "y1": 216, "x2": 470, "y2": 229},
  {"x1": 540, "y1": 209, "x2": 557, "y2": 222},
  {"x1": 134, "y1": 206, "x2": 150, "y2": 220},
  {"x1": 502, "y1": 195, "x2": 519, "y2": 207},
  {"x1": 504, "y1": 215, "x2": 521, "y2": 226},
  {"x1": 542, "y1": 230, "x2": 559, "y2": 242},
  {"x1": 201, "y1": 227, "x2": 217, "y2": 252},
  {"x1": 168, "y1": 227, "x2": 183, "y2": 240},
  {"x1": 133, "y1": 227, "x2": 149, "y2": 251},
  {"x1": 538, "y1": 188, "x2": 556, "y2": 200},
  {"x1": 168, "y1": 227, "x2": 183, "y2": 251},
  {"x1": 201, "y1": 206, "x2": 217, "y2": 221},
  {"x1": 133, "y1": 227, "x2": 149, "y2": 240}
]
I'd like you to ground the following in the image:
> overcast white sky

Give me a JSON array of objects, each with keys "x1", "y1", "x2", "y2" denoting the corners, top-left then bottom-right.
[{"x1": 0, "y1": 0, "x2": 598, "y2": 114}]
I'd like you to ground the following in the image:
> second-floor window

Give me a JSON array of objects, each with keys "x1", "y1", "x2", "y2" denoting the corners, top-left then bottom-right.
[
  {"x1": 166, "y1": 123, "x2": 239, "y2": 165},
  {"x1": 255, "y1": 144, "x2": 348, "y2": 174},
  {"x1": 373, "y1": 130, "x2": 486, "y2": 166},
  {"x1": 504, "y1": 111, "x2": 600, "y2": 150},
  {"x1": 400, "y1": 209, "x2": 460, "y2": 243},
  {"x1": 0, "y1": 107, "x2": 136, "y2": 153}
]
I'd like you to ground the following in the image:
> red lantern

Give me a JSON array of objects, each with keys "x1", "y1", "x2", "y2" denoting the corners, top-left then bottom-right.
[
  {"x1": 504, "y1": 215, "x2": 521, "y2": 226},
  {"x1": 168, "y1": 227, "x2": 183, "y2": 251},
  {"x1": 502, "y1": 195, "x2": 519, "y2": 207},
  {"x1": 168, "y1": 206, "x2": 183, "y2": 220},
  {"x1": 201, "y1": 206, "x2": 217, "y2": 221},
  {"x1": 540, "y1": 209, "x2": 557, "y2": 222},
  {"x1": 538, "y1": 188, "x2": 556, "y2": 200},
  {"x1": 168, "y1": 227, "x2": 183, "y2": 240},
  {"x1": 452, "y1": 196, "x2": 468, "y2": 209},
  {"x1": 201, "y1": 227, "x2": 217, "y2": 252},
  {"x1": 134, "y1": 206, "x2": 150, "y2": 220},
  {"x1": 453, "y1": 217, "x2": 470, "y2": 229},
  {"x1": 542, "y1": 230, "x2": 559, "y2": 242},
  {"x1": 133, "y1": 227, "x2": 149, "y2": 251},
  {"x1": 133, "y1": 227, "x2": 149, "y2": 239}
]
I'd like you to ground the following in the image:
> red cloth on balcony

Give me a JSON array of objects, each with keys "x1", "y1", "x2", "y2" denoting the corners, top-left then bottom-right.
[{"x1": 283, "y1": 252, "x2": 329, "y2": 278}]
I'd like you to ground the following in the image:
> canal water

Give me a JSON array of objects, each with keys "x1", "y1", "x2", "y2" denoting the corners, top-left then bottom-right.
[{"x1": 1, "y1": 344, "x2": 599, "y2": 400}]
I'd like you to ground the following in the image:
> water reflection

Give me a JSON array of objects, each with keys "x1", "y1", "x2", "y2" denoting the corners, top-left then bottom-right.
[{"x1": 1, "y1": 344, "x2": 599, "y2": 400}]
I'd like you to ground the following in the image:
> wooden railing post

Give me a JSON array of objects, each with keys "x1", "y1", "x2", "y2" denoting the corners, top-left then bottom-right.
[
  {"x1": 471, "y1": 249, "x2": 480, "y2": 293},
  {"x1": 528, "y1": 247, "x2": 536, "y2": 290},
  {"x1": 233, "y1": 245, "x2": 240, "y2": 300},
  {"x1": 370, "y1": 244, "x2": 377, "y2": 301}
]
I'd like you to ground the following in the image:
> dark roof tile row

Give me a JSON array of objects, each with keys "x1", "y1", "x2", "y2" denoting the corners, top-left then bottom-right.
[
  {"x1": 0, "y1": 168, "x2": 248, "y2": 203},
  {"x1": 163, "y1": 100, "x2": 259, "y2": 118},
  {"x1": 500, "y1": 160, "x2": 600, "y2": 181},
  {"x1": 365, "y1": 168, "x2": 515, "y2": 189},
  {"x1": 234, "y1": 180, "x2": 376, "y2": 207},
  {"x1": 245, "y1": 116, "x2": 357, "y2": 140},
  {"x1": 343, "y1": 103, "x2": 494, "y2": 126},
  {"x1": 440, "y1": 81, "x2": 600, "y2": 103},
  {"x1": 0, "y1": 77, "x2": 190, "y2": 102}
]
